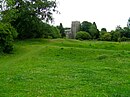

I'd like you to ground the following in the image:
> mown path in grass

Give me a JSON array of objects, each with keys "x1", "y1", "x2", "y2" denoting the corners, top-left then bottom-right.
[{"x1": 0, "y1": 39, "x2": 130, "y2": 97}]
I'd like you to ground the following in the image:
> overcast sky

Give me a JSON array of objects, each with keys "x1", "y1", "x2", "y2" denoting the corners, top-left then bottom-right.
[{"x1": 53, "y1": 0, "x2": 130, "y2": 31}]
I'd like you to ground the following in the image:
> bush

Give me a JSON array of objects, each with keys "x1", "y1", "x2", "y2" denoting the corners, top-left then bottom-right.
[
  {"x1": 111, "y1": 31, "x2": 121, "y2": 42},
  {"x1": 121, "y1": 36, "x2": 127, "y2": 41},
  {"x1": 76, "y1": 31, "x2": 91, "y2": 40},
  {"x1": 49, "y1": 26, "x2": 61, "y2": 38},
  {"x1": 126, "y1": 38, "x2": 130, "y2": 41},
  {"x1": 0, "y1": 22, "x2": 17, "y2": 53},
  {"x1": 100, "y1": 32, "x2": 111, "y2": 41}
]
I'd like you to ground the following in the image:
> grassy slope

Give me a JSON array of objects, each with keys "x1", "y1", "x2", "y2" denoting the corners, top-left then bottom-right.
[{"x1": 0, "y1": 39, "x2": 130, "y2": 97}]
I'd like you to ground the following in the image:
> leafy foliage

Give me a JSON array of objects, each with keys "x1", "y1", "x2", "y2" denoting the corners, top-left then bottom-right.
[
  {"x1": 76, "y1": 31, "x2": 91, "y2": 40},
  {"x1": 100, "y1": 32, "x2": 111, "y2": 41},
  {"x1": 0, "y1": 0, "x2": 59, "y2": 40},
  {"x1": 111, "y1": 31, "x2": 121, "y2": 42},
  {"x1": 121, "y1": 36, "x2": 127, "y2": 41},
  {"x1": 0, "y1": 22, "x2": 17, "y2": 53},
  {"x1": 80, "y1": 21, "x2": 99, "y2": 39},
  {"x1": 11, "y1": 14, "x2": 48, "y2": 39},
  {"x1": 101, "y1": 28, "x2": 107, "y2": 32},
  {"x1": 45, "y1": 25, "x2": 61, "y2": 39},
  {"x1": 89, "y1": 23, "x2": 99, "y2": 39},
  {"x1": 123, "y1": 27, "x2": 130, "y2": 38},
  {"x1": 80, "y1": 21, "x2": 92, "y2": 32},
  {"x1": 57, "y1": 23, "x2": 65, "y2": 38},
  {"x1": 1, "y1": 0, "x2": 58, "y2": 22}
]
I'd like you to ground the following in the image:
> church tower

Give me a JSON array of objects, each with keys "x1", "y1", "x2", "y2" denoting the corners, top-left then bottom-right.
[
  {"x1": 71, "y1": 21, "x2": 80, "y2": 39},
  {"x1": 127, "y1": 17, "x2": 130, "y2": 28}
]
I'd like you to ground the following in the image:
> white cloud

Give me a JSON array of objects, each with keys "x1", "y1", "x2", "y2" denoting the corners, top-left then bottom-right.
[{"x1": 53, "y1": 0, "x2": 130, "y2": 31}]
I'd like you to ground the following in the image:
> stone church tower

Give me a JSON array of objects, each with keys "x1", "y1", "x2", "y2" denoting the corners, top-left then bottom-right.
[
  {"x1": 71, "y1": 21, "x2": 80, "y2": 39},
  {"x1": 127, "y1": 17, "x2": 130, "y2": 28}
]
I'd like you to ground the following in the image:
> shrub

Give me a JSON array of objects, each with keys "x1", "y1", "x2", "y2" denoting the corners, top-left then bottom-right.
[
  {"x1": 121, "y1": 36, "x2": 127, "y2": 41},
  {"x1": 111, "y1": 31, "x2": 121, "y2": 41},
  {"x1": 126, "y1": 38, "x2": 130, "y2": 41},
  {"x1": 47, "y1": 36, "x2": 53, "y2": 39},
  {"x1": 100, "y1": 32, "x2": 111, "y2": 41},
  {"x1": 49, "y1": 26, "x2": 61, "y2": 38},
  {"x1": 76, "y1": 31, "x2": 91, "y2": 40},
  {"x1": 0, "y1": 22, "x2": 17, "y2": 53}
]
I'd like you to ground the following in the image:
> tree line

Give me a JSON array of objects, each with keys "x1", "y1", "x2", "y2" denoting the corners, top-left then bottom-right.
[
  {"x1": 78, "y1": 21, "x2": 130, "y2": 41},
  {"x1": 0, "y1": 0, "x2": 61, "y2": 53},
  {"x1": 58, "y1": 21, "x2": 130, "y2": 42}
]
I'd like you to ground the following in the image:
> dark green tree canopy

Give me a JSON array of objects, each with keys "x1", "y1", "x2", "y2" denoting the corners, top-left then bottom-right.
[
  {"x1": 0, "y1": 0, "x2": 58, "y2": 22},
  {"x1": 101, "y1": 28, "x2": 107, "y2": 32},
  {"x1": 80, "y1": 21, "x2": 99, "y2": 39},
  {"x1": 57, "y1": 23, "x2": 65, "y2": 38},
  {"x1": 80, "y1": 21, "x2": 92, "y2": 32},
  {"x1": 0, "y1": 22, "x2": 18, "y2": 53},
  {"x1": 0, "y1": 0, "x2": 59, "y2": 39},
  {"x1": 93, "y1": 22, "x2": 97, "y2": 28},
  {"x1": 89, "y1": 23, "x2": 99, "y2": 39}
]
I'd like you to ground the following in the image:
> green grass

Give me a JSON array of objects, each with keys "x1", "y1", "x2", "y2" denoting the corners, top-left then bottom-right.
[{"x1": 0, "y1": 39, "x2": 130, "y2": 97}]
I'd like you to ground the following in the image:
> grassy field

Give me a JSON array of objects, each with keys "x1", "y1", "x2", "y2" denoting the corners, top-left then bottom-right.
[{"x1": 0, "y1": 39, "x2": 130, "y2": 97}]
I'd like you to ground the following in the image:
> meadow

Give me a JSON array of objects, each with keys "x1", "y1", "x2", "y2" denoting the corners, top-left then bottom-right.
[{"x1": 0, "y1": 39, "x2": 130, "y2": 97}]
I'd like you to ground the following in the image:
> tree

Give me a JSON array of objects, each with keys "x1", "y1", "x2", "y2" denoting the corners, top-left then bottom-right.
[
  {"x1": 100, "y1": 32, "x2": 111, "y2": 41},
  {"x1": 111, "y1": 31, "x2": 121, "y2": 42},
  {"x1": 80, "y1": 21, "x2": 92, "y2": 32},
  {"x1": 48, "y1": 26, "x2": 61, "y2": 38},
  {"x1": 0, "y1": 0, "x2": 58, "y2": 39},
  {"x1": 93, "y1": 22, "x2": 97, "y2": 28},
  {"x1": 115, "y1": 26, "x2": 124, "y2": 37},
  {"x1": 1, "y1": 0, "x2": 58, "y2": 22},
  {"x1": 123, "y1": 27, "x2": 130, "y2": 38},
  {"x1": 101, "y1": 28, "x2": 107, "y2": 32},
  {"x1": 57, "y1": 23, "x2": 65, "y2": 38},
  {"x1": 89, "y1": 22, "x2": 99, "y2": 39},
  {"x1": 100, "y1": 28, "x2": 107, "y2": 37}
]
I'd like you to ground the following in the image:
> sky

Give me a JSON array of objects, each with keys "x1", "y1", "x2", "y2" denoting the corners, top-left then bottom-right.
[{"x1": 53, "y1": 0, "x2": 130, "y2": 31}]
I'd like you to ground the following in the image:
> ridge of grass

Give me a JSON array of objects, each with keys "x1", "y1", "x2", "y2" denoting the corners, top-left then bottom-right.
[{"x1": 0, "y1": 39, "x2": 130, "y2": 97}]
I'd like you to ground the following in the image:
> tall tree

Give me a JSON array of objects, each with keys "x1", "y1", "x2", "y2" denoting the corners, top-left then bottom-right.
[
  {"x1": 93, "y1": 22, "x2": 97, "y2": 28},
  {"x1": 80, "y1": 21, "x2": 92, "y2": 32},
  {"x1": 123, "y1": 27, "x2": 130, "y2": 38},
  {"x1": 101, "y1": 28, "x2": 107, "y2": 32},
  {"x1": 89, "y1": 24, "x2": 99, "y2": 39},
  {"x1": 0, "y1": 0, "x2": 58, "y2": 22},
  {"x1": 100, "y1": 28, "x2": 107, "y2": 40},
  {"x1": 57, "y1": 23, "x2": 65, "y2": 38},
  {"x1": 115, "y1": 26, "x2": 125, "y2": 38},
  {"x1": 0, "y1": 0, "x2": 58, "y2": 39}
]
